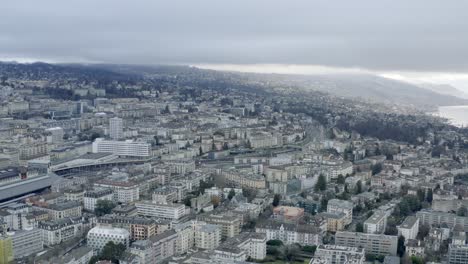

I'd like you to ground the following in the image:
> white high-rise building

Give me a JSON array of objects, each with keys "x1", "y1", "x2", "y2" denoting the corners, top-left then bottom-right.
[{"x1": 109, "y1": 117, "x2": 123, "y2": 139}]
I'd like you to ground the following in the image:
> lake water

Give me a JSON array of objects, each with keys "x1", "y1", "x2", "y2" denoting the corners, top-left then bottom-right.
[{"x1": 437, "y1": 105, "x2": 468, "y2": 127}]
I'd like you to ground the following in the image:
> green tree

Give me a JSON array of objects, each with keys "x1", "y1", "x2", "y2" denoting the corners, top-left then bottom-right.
[
  {"x1": 302, "y1": 245, "x2": 317, "y2": 254},
  {"x1": 337, "y1": 174, "x2": 345, "y2": 184},
  {"x1": 228, "y1": 188, "x2": 236, "y2": 200},
  {"x1": 164, "y1": 104, "x2": 171, "y2": 114},
  {"x1": 458, "y1": 205, "x2": 468, "y2": 216},
  {"x1": 426, "y1": 189, "x2": 433, "y2": 203},
  {"x1": 100, "y1": 241, "x2": 126, "y2": 263},
  {"x1": 397, "y1": 235, "x2": 406, "y2": 257},
  {"x1": 411, "y1": 256, "x2": 424, "y2": 264},
  {"x1": 94, "y1": 200, "x2": 116, "y2": 216},
  {"x1": 88, "y1": 256, "x2": 99, "y2": 264},
  {"x1": 266, "y1": 240, "x2": 283, "y2": 246},
  {"x1": 315, "y1": 174, "x2": 327, "y2": 191},
  {"x1": 222, "y1": 142, "x2": 229, "y2": 150},
  {"x1": 356, "y1": 180, "x2": 363, "y2": 194},
  {"x1": 371, "y1": 163, "x2": 383, "y2": 175},
  {"x1": 272, "y1": 194, "x2": 281, "y2": 207},
  {"x1": 356, "y1": 222, "x2": 364, "y2": 232},
  {"x1": 417, "y1": 224, "x2": 430, "y2": 240},
  {"x1": 417, "y1": 189, "x2": 425, "y2": 202}
]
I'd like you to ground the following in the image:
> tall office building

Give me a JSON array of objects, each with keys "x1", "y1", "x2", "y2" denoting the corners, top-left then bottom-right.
[{"x1": 109, "y1": 117, "x2": 123, "y2": 139}]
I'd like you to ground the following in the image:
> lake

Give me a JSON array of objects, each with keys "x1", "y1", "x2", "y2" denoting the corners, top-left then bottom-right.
[{"x1": 437, "y1": 105, "x2": 468, "y2": 127}]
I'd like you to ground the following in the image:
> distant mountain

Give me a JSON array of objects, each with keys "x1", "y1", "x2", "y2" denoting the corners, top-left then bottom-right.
[
  {"x1": 1, "y1": 61, "x2": 466, "y2": 109},
  {"x1": 416, "y1": 83, "x2": 468, "y2": 99},
  {"x1": 257, "y1": 73, "x2": 468, "y2": 108}
]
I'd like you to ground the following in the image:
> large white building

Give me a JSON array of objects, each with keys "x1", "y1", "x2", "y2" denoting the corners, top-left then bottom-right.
[
  {"x1": 363, "y1": 211, "x2": 387, "y2": 234},
  {"x1": 109, "y1": 117, "x2": 124, "y2": 140},
  {"x1": 135, "y1": 201, "x2": 186, "y2": 220},
  {"x1": 92, "y1": 138, "x2": 150, "y2": 157},
  {"x1": 398, "y1": 216, "x2": 419, "y2": 240},
  {"x1": 87, "y1": 226, "x2": 130, "y2": 253}
]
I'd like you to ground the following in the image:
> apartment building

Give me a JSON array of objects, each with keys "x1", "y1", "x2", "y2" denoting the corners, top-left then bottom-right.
[
  {"x1": 36, "y1": 201, "x2": 82, "y2": 220},
  {"x1": 363, "y1": 211, "x2": 387, "y2": 234},
  {"x1": 94, "y1": 180, "x2": 140, "y2": 203},
  {"x1": 197, "y1": 214, "x2": 242, "y2": 239},
  {"x1": 194, "y1": 223, "x2": 221, "y2": 250},
  {"x1": 327, "y1": 199, "x2": 353, "y2": 225},
  {"x1": 109, "y1": 117, "x2": 124, "y2": 140},
  {"x1": 256, "y1": 220, "x2": 322, "y2": 246},
  {"x1": 335, "y1": 231, "x2": 398, "y2": 256},
  {"x1": 135, "y1": 201, "x2": 186, "y2": 220},
  {"x1": 38, "y1": 217, "x2": 84, "y2": 246},
  {"x1": 398, "y1": 216, "x2": 419, "y2": 240},
  {"x1": 213, "y1": 232, "x2": 267, "y2": 261},
  {"x1": 311, "y1": 245, "x2": 365, "y2": 264},
  {"x1": 448, "y1": 244, "x2": 468, "y2": 264},
  {"x1": 149, "y1": 230, "x2": 178, "y2": 263},
  {"x1": 10, "y1": 228, "x2": 43, "y2": 260},
  {"x1": 98, "y1": 215, "x2": 159, "y2": 241},
  {"x1": 83, "y1": 189, "x2": 114, "y2": 211},
  {"x1": 416, "y1": 209, "x2": 468, "y2": 230}
]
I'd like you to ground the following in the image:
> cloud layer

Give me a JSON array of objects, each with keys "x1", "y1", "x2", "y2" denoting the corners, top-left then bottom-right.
[{"x1": 1, "y1": 0, "x2": 468, "y2": 72}]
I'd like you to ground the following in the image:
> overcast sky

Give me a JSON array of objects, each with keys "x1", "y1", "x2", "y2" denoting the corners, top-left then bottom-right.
[{"x1": 2, "y1": 1, "x2": 468, "y2": 90}]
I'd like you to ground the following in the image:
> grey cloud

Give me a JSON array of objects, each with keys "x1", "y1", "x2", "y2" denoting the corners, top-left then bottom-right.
[{"x1": 1, "y1": 0, "x2": 468, "y2": 72}]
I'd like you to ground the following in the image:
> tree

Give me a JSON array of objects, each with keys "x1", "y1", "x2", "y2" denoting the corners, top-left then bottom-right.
[
  {"x1": 411, "y1": 256, "x2": 424, "y2": 264},
  {"x1": 88, "y1": 256, "x2": 99, "y2": 264},
  {"x1": 458, "y1": 205, "x2": 468, "y2": 216},
  {"x1": 385, "y1": 217, "x2": 399, "y2": 235},
  {"x1": 426, "y1": 189, "x2": 433, "y2": 203},
  {"x1": 417, "y1": 224, "x2": 430, "y2": 240},
  {"x1": 337, "y1": 174, "x2": 345, "y2": 184},
  {"x1": 356, "y1": 222, "x2": 364, "y2": 232},
  {"x1": 356, "y1": 180, "x2": 363, "y2": 194},
  {"x1": 211, "y1": 196, "x2": 221, "y2": 208},
  {"x1": 164, "y1": 104, "x2": 171, "y2": 114},
  {"x1": 228, "y1": 188, "x2": 236, "y2": 200},
  {"x1": 94, "y1": 200, "x2": 116, "y2": 216},
  {"x1": 222, "y1": 142, "x2": 229, "y2": 150},
  {"x1": 371, "y1": 163, "x2": 383, "y2": 175},
  {"x1": 272, "y1": 194, "x2": 281, "y2": 207},
  {"x1": 266, "y1": 239, "x2": 283, "y2": 246},
  {"x1": 100, "y1": 241, "x2": 126, "y2": 263},
  {"x1": 397, "y1": 235, "x2": 406, "y2": 257},
  {"x1": 302, "y1": 245, "x2": 317, "y2": 254},
  {"x1": 184, "y1": 197, "x2": 192, "y2": 207},
  {"x1": 417, "y1": 189, "x2": 425, "y2": 202},
  {"x1": 315, "y1": 174, "x2": 327, "y2": 191}
]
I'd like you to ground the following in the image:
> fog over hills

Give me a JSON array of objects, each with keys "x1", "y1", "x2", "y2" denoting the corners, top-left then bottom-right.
[
  {"x1": 1, "y1": 61, "x2": 467, "y2": 109},
  {"x1": 416, "y1": 83, "x2": 468, "y2": 100},
  {"x1": 236, "y1": 72, "x2": 468, "y2": 108}
]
